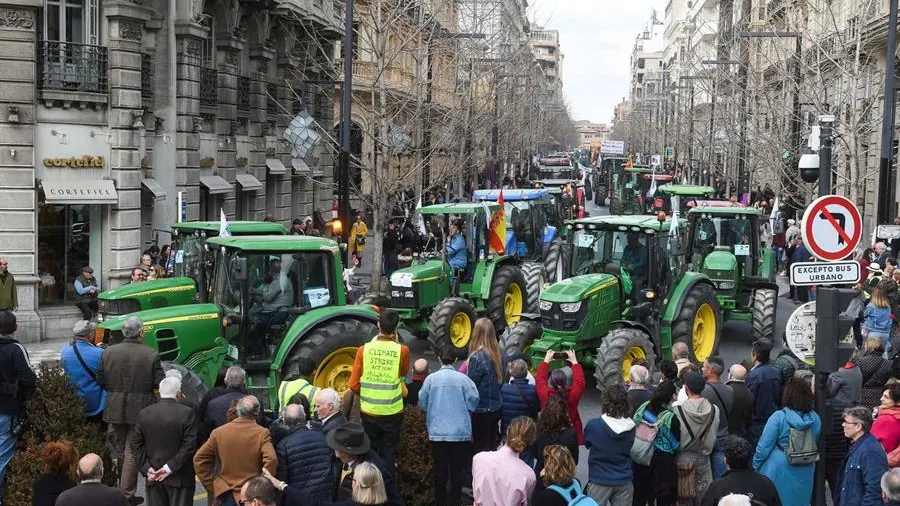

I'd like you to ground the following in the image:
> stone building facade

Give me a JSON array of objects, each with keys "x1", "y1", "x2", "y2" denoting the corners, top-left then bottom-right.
[{"x1": 0, "y1": 0, "x2": 341, "y2": 341}]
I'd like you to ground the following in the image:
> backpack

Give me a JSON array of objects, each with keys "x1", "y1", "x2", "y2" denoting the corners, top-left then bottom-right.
[
  {"x1": 548, "y1": 479, "x2": 599, "y2": 506},
  {"x1": 782, "y1": 422, "x2": 819, "y2": 465},
  {"x1": 630, "y1": 416, "x2": 659, "y2": 466}
]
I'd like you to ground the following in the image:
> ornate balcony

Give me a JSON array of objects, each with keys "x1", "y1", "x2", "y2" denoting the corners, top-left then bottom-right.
[
  {"x1": 141, "y1": 53, "x2": 154, "y2": 109},
  {"x1": 237, "y1": 76, "x2": 251, "y2": 112},
  {"x1": 267, "y1": 83, "x2": 280, "y2": 115},
  {"x1": 39, "y1": 41, "x2": 108, "y2": 94},
  {"x1": 200, "y1": 67, "x2": 217, "y2": 108}
]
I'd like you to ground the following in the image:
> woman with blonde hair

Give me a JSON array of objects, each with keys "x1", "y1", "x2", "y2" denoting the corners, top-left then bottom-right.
[
  {"x1": 533, "y1": 445, "x2": 587, "y2": 506},
  {"x1": 467, "y1": 317, "x2": 504, "y2": 453},
  {"x1": 864, "y1": 286, "x2": 893, "y2": 351},
  {"x1": 473, "y1": 416, "x2": 538, "y2": 506},
  {"x1": 263, "y1": 461, "x2": 387, "y2": 505}
]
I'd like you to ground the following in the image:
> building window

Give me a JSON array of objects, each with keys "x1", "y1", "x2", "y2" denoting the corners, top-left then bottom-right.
[
  {"x1": 199, "y1": 190, "x2": 224, "y2": 221},
  {"x1": 44, "y1": 0, "x2": 99, "y2": 45},
  {"x1": 40, "y1": 0, "x2": 106, "y2": 94},
  {"x1": 37, "y1": 202, "x2": 98, "y2": 307},
  {"x1": 199, "y1": 15, "x2": 217, "y2": 109}
]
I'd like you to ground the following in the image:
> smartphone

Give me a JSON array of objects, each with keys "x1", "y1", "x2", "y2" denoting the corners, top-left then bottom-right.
[{"x1": 552, "y1": 351, "x2": 568, "y2": 360}]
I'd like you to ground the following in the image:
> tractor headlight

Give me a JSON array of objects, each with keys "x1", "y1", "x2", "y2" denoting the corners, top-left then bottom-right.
[
  {"x1": 539, "y1": 300, "x2": 553, "y2": 311},
  {"x1": 559, "y1": 301, "x2": 582, "y2": 313},
  {"x1": 717, "y1": 281, "x2": 735, "y2": 290}
]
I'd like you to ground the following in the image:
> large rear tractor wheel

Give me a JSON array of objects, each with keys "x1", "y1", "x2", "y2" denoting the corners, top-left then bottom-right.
[
  {"x1": 162, "y1": 361, "x2": 208, "y2": 406},
  {"x1": 522, "y1": 262, "x2": 543, "y2": 314},
  {"x1": 544, "y1": 240, "x2": 562, "y2": 284},
  {"x1": 595, "y1": 184, "x2": 608, "y2": 204},
  {"x1": 593, "y1": 328, "x2": 658, "y2": 392},
  {"x1": 609, "y1": 194, "x2": 622, "y2": 215},
  {"x1": 487, "y1": 266, "x2": 528, "y2": 335},
  {"x1": 751, "y1": 288, "x2": 777, "y2": 343},
  {"x1": 671, "y1": 283, "x2": 721, "y2": 364},
  {"x1": 286, "y1": 318, "x2": 377, "y2": 395},
  {"x1": 357, "y1": 292, "x2": 390, "y2": 309},
  {"x1": 428, "y1": 297, "x2": 478, "y2": 354},
  {"x1": 500, "y1": 319, "x2": 543, "y2": 361}
]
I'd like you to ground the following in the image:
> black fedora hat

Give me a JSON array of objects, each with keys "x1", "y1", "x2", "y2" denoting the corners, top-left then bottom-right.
[{"x1": 326, "y1": 422, "x2": 371, "y2": 455}]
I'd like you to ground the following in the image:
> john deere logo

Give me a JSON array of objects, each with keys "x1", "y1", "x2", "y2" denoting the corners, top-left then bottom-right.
[{"x1": 43, "y1": 155, "x2": 105, "y2": 168}]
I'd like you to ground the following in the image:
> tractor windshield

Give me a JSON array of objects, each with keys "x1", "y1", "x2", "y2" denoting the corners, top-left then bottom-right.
[
  {"x1": 570, "y1": 229, "x2": 649, "y2": 278},
  {"x1": 172, "y1": 233, "x2": 205, "y2": 278},
  {"x1": 693, "y1": 216, "x2": 754, "y2": 253}
]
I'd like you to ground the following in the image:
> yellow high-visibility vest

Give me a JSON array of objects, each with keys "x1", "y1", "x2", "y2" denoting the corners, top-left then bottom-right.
[
  {"x1": 359, "y1": 340, "x2": 403, "y2": 415},
  {"x1": 278, "y1": 377, "x2": 319, "y2": 412}
]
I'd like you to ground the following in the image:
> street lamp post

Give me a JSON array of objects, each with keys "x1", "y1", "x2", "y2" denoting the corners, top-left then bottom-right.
[
  {"x1": 337, "y1": 0, "x2": 355, "y2": 265},
  {"x1": 878, "y1": 0, "x2": 900, "y2": 223}
]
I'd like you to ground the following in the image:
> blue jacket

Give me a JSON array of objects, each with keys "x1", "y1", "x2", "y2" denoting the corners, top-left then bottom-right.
[
  {"x1": 863, "y1": 304, "x2": 893, "y2": 336},
  {"x1": 792, "y1": 243, "x2": 810, "y2": 263},
  {"x1": 584, "y1": 414, "x2": 636, "y2": 486},
  {"x1": 837, "y1": 433, "x2": 888, "y2": 506},
  {"x1": 752, "y1": 408, "x2": 821, "y2": 506},
  {"x1": 500, "y1": 378, "x2": 539, "y2": 434},
  {"x1": 746, "y1": 362, "x2": 781, "y2": 440},
  {"x1": 446, "y1": 234, "x2": 467, "y2": 270},
  {"x1": 60, "y1": 340, "x2": 106, "y2": 416},
  {"x1": 467, "y1": 350, "x2": 502, "y2": 413},
  {"x1": 276, "y1": 427, "x2": 334, "y2": 501},
  {"x1": 419, "y1": 365, "x2": 480, "y2": 441}
]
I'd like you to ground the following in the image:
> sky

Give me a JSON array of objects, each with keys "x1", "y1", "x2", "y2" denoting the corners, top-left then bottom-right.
[{"x1": 529, "y1": 0, "x2": 665, "y2": 125}]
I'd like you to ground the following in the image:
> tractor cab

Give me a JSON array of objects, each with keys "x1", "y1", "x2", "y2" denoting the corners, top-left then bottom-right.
[
  {"x1": 472, "y1": 188, "x2": 558, "y2": 258},
  {"x1": 656, "y1": 184, "x2": 717, "y2": 214},
  {"x1": 97, "y1": 221, "x2": 287, "y2": 320},
  {"x1": 594, "y1": 156, "x2": 629, "y2": 203},
  {"x1": 685, "y1": 206, "x2": 779, "y2": 341},
  {"x1": 533, "y1": 179, "x2": 587, "y2": 226},
  {"x1": 95, "y1": 235, "x2": 380, "y2": 412},
  {"x1": 609, "y1": 166, "x2": 654, "y2": 215}
]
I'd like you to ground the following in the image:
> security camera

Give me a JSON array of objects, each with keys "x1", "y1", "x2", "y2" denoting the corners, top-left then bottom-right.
[{"x1": 798, "y1": 153, "x2": 819, "y2": 170}]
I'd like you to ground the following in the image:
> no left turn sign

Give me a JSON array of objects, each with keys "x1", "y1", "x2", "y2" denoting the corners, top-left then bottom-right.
[{"x1": 801, "y1": 195, "x2": 862, "y2": 262}]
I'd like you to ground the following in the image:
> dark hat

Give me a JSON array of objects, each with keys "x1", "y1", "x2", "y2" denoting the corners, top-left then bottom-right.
[
  {"x1": 293, "y1": 218, "x2": 303, "y2": 225},
  {"x1": 325, "y1": 422, "x2": 371, "y2": 455},
  {"x1": 81, "y1": 266, "x2": 94, "y2": 273},
  {"x1": 683, "y1": 371, "x2": 706, "y2": 395}
]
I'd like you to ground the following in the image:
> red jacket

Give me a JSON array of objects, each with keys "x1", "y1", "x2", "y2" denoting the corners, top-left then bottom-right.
[
  {"x1": 874, "y1": 406, "x2": 900, "y2": 464},
  {"x1": 536, "y1": 362, "x2": 586, "y2": 444}
]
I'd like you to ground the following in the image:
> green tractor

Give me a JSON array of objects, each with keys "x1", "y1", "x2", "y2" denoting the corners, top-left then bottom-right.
[
  {"x1": 685, "y1": 206, "x2": 779, "y2": 342},
  {"x1": 95, "y1": 235, "x2": 379, "y2": 411},
  {"x1": 608, "y1": 166, "x2": 654, "y2": 215},
  {"x1": 653, "y1": 184, "x2": 717, "y2": 215},
  {"x1": 359, "y1": 203, "x2": 530, "y2": 355},
  {"x1": 97, "y1": 221, "x2": 287, "y2": 321},
  {"x1": 501, "y1": 214, "x2": 722, "y2": 390},
  {"x1": 594, "y1": 156, "x2": 628, "y2": 204}
]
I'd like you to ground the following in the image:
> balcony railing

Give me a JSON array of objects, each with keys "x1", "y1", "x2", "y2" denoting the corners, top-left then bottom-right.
[
  {"x1": 266, "y1": 83, "x2": 279, "y2": 115},
  {"x1": 141, "y1": 53, "x2": 154, "y2": 106},
  {"x1": 200, "y1": 67, "x2": 217, "y2": 108},
  {"x1": 39, "y1": 41, "x2": 108, "y2": 93},
  {"x1": 237, "y1": 76, "x2": 251, "y2": 112}
]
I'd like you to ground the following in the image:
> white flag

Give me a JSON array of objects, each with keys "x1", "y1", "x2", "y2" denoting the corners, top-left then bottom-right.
[
  {"x1": 219, "y1": 208, "x2": 231, "y2": 237},
  {"x1": 769, "y1": 196, "x2": 779, "y2": 232},
  {"x1": 415, "y1": 196, "x2": 426, "y2": 233}
]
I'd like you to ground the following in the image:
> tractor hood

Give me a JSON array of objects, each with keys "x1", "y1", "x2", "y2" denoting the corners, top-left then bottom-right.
[
  {"x1": 96, "y1": 303, "x2": 221, "y2": 348},
  {"x1": 98, "y1": 277, "x2": 197, "y2": 310},
  {"x1": 389, "y1": 259, "x2": 447, "y2": 285},
  {"x1": 541, "y1": 274, "x2": 618, "y2": 303},
  {"x1": 703, "y1": 249, "x2": 737, "y2": 271}
]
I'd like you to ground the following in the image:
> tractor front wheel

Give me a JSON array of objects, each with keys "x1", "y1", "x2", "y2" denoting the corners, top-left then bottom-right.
[
  {"x1": 610, "y1": 194, "x2": 622, "y2": 215},
  {"x1": 595, "y1": 184, "x2": 608, "y2": 204},
  {"x1": 428, "y1": 297, "x2": 478, "y2": 354},
  {"x1": 522, "y1": 262, "x2": 543, "y2": 314},
  {"x1": 487, "y1": 266, "x2": 528, "y2": 335},
  {"x1": 544, "y1": 240, "x2": 562, "y2": 284},
  {"x1": 286, "y1": 318, "x2": 378, "y2": 394},
  {"x1": 751, "y1": 288, "x2": 778, "y2": 342},
  {"x1": 593, "y1": 328, "x2": 657, "y2": 392},
  {"x1": 500, "y1": 319, "x2": 543, "y2": 360},
  {"x1": 671, "y1": 283, "x2": 721, "y2": 364}
]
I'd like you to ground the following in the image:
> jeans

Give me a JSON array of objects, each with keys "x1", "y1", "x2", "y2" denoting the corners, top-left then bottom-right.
[
  {"x1": 709, "y1": 440, "x2": 726, "y2": 480},
  {"x1": 432, "y1": 441, "x2": 472, "y2": 506},
  {"x1": 0, "y1": 414, "x2": 17, "y2": 498},
  {"x1": 585, "y1": 482, "x2": 634, "y2": 506},
  {"x1": 361, "y1": 411, "x2": 404, "y2": 469}
]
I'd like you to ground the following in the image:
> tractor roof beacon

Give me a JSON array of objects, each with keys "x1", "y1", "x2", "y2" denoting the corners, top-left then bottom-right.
[
  {"x1": 97, "y1": 221, "x2": 288, "y2": 320},
  {"x1": 501, "y1": 213, "x2": 722, "y2": 392},
  {"x1": 95, "y1": 235, "x2": 379, "y2": 413},
  {"x1": 358, "y1": 203, "x2": 534, "y2": 356}
]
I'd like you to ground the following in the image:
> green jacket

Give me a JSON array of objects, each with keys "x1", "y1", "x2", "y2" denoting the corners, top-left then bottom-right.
[{"x1": 0, "y1": 273, "x2": 17, "y2": 309}]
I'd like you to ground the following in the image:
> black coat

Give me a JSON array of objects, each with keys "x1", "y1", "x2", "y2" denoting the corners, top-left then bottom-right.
[
  {"x1": 131, "y1": 398, "x2": 198, "y2": 488},
  {"x1": 725, "y1": 380, "x2": 754, "y2": 439},
  {"x1": 858, "y1": 352, "x2": 892, "y2": 410},
  {"x1": 701, "y1": 468, "x2": 782, "y2": 506},
  {"x1": 318, "y1": 412, "x2": 348, "y2": 435},
  {"x1": 31, "y1": 472, "x2": 74, "y2": 506},
  {"x1": 0, "y1": 335, "x2": 36, "y2": 416},
  {"x1": 55, "y1": 483, "x2": 128, "y2": 506},
  {"x1": 276, "y1": 427, "x2": 334, "y2": 500},
  {"x1": 202, "y1": 387, "x2": 245, "y2": 437}
]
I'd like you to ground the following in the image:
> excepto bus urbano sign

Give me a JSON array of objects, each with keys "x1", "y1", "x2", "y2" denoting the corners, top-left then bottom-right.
[
  {"x1": 789, "y1": 260, "x2": 860, "y2": 286},
  {"x1": 43, "y1": 155, "x2": 105, "y2": 168}
]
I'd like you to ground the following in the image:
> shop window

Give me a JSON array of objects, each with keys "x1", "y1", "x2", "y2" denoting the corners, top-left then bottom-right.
[
  {"x1": 199, "y1": 190, "x2": 224, "y2": 221},
  {"x1": 38, "y1": 202, "x2": 97, "y2": 306},
  {"x1": 236, "y1": 187, "x2": 251, "y2": 220}
]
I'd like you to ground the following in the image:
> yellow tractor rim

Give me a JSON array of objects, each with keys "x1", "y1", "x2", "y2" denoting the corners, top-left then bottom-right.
[
  {"x1": 314, "y1": 346, "x2": 359, "y2": 394},
  {"x1": 450, "y1": 312, "x2": 472, "y2": 348},
  {"x1": 504, "y1": 283, "x2": 524, "y2": 326},
  {"x1": 622, "y1": 346, "x2": 647, "y2": 381},
  {"x1": 692, "y1": 303, "x2": 716, "y2": 361}
]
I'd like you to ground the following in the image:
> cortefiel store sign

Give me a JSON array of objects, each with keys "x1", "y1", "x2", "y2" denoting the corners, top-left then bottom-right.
[{"x1": 43, "y1": 155, "x2": 106, "y2": 168}]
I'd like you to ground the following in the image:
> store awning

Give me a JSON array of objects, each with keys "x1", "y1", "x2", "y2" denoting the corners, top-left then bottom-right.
[
  {"x1": 41, "y1": 179, "x2": 118, "y2": 204},
  {"x1": 235, "y1": 173, "x2": 263, "y2": 192},
  {"x1": 265, "y1": 158, "x2": 287, "y2": 175},
  {"x1": 291, "y1": 158, "x2": 310, "y2": 174},
  {"x1": 199, "y1": 175, "x2": 233, "y2": 195},
  {"x1": 312, "y1": 170, "x2": 325, "y2": 178},
  {"x1": 140, "y1": 178, "x2": 167, "y2": 201}
]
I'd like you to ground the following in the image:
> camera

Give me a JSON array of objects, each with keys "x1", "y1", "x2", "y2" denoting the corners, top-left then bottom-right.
[{"x1": 552, "y1": 351, "x2": 568, "y2": 360}]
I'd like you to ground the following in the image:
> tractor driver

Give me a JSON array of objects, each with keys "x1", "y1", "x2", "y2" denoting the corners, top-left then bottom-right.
[
  {"x1": 696, "y1": 218, "x2": 718, "y2": 254},
  {"x1": 622, "y1": 233, "x2": 648, "y2": 287},
  {"x1": 446, "y1": 222, "x2": 467, "y2": 271},
  {"x1": 249, "y1": 258, "x2": 295, "y2": 355}
]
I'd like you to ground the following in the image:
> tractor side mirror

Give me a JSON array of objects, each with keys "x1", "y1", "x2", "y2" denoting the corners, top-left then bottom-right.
[{"x1": 236, "y1": 257, "x2": 248, "y2": 280}]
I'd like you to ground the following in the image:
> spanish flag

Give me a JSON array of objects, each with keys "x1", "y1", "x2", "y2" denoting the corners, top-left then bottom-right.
[{"x1": 488, "y1": 190, "x2": 506, "y2": 254}]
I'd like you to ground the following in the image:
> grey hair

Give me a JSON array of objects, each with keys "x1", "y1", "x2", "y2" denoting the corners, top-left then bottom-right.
[
  {"x1": 224, "y1": 365, "x2": 246, "y2": 388},
  {"x1": 629, "y1": 365, "x2": 650, "y2": 386},
  {"x1": 316, "y1": 388, "x2": 341, "y2": 411},
  {"x1": 121, "y1": 317, "x2": 144, "y2": 339},
  {"x1": 509, "y1": 359, "x2": 528, "y2": 380},
  {"x1": 717, "y1": 494, "x2": 751, "y2": 506},
  {"x1": 236, "y1": 395, "x2": 260, "y2": 418},
  {"x1": 282, "y1": 403, "x2": 306, "y2": 427},
  {"x1": 882, "y1": 469, "x2": 900, "y2": 503},
  {"x1": 165, "y1": 369, "x2": 183, "y2": 380},
  {"x1": 672, "y1": 341, "x2": 689, "y2": 359},
  {"x1": 844, "y1": 405, "x2": 874, "y2": 432},
  {"x1": 158, "y1": 376, "x2": 181, "y2": 399}
]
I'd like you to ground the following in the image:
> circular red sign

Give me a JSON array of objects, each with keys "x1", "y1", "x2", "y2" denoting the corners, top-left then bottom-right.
[{"x1": 801, "y1": 195, "x2": 862, "y2": 262}]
